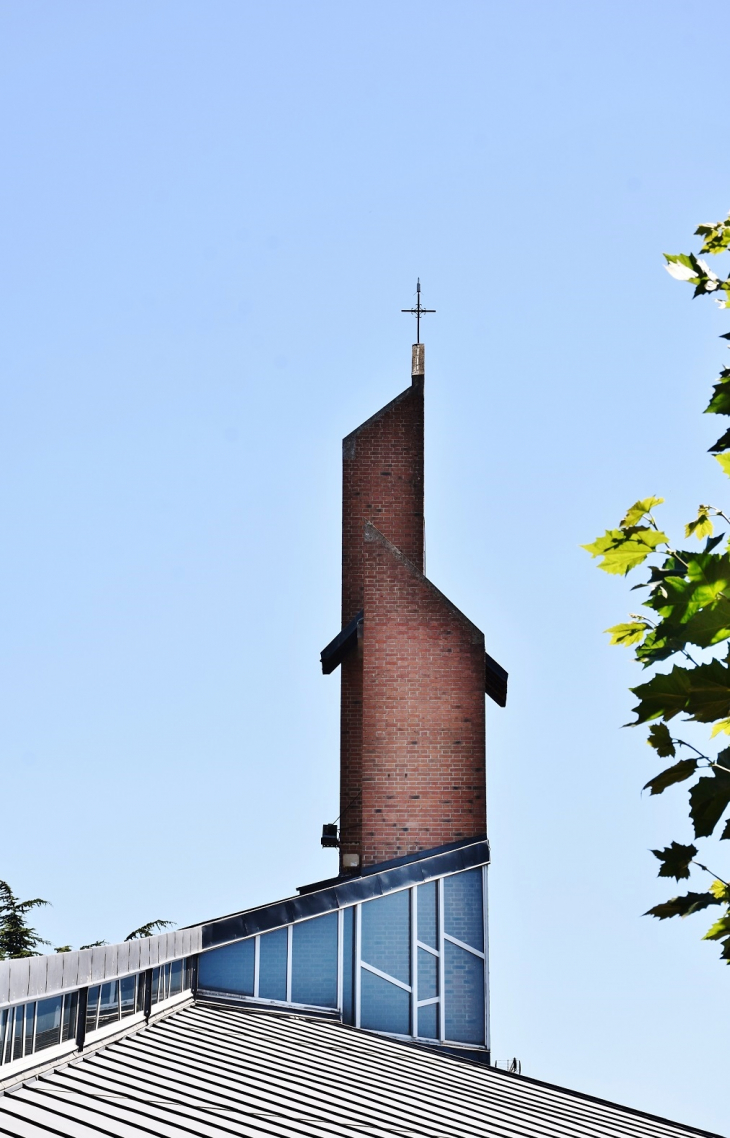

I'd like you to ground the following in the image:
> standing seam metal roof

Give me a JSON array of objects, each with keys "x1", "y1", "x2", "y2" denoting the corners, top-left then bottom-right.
[{"x1": 0, "y1": 1002, "x2": 721, "y2": 1138}]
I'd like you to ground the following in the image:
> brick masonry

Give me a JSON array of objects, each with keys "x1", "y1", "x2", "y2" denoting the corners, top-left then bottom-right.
[
  {"x1": 359, "y1": 525, "x2": 486, "y2": 865},
  {"x1": 340, "y1": 376, "x2": 424, "y2": 867},
  {"x1": 341, "y1": 376, "x2": 424, "y2": 624},
  {"x1": 337, "y1": 370, "x2": 488, "y2": 870}
]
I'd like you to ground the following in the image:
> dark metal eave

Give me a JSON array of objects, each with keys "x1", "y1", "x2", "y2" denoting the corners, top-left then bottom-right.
[
  {"x1": 485, "y1": 650, "x2": 508, "y2": 707},
  {"x1": 320, "y1": 609, "x2": 363, "y2": 674},
  {"x1": 201, "y1": 836, "x2": 490, "y2": 950},
  {"x1": 297, "y1": 833, "x2": 489, "y2": 894},
  {"x1": 321, "y1": 610, "x2": 507, "y2": 706}
]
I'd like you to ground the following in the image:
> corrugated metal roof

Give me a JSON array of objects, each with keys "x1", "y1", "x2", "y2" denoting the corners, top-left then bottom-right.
[{"x1": 0, "y1": 1001, "x2": 720, "y2": 1138}]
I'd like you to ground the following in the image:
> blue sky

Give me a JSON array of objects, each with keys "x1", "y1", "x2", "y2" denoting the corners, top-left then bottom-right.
[{"x1": 1, "y1": 2, "x2": 729, "y2": 1132}]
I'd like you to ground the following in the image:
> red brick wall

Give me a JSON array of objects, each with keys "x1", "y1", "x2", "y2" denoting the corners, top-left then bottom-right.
[
  {"x1": 359, "y1": 524, "x2": 486, "y2": 866},
  {"x1": 339, "y1": 378, "x2": 424, "y2": 868},
  {"x1": 339, "y1": 647, "x2": 363, "y2": 865},
  {"x1": 337, "y1": 374, "x2": 486, "y2": 871},
  {"x1": 341, "y1": 378, "x2": 424, "y2": 624}
]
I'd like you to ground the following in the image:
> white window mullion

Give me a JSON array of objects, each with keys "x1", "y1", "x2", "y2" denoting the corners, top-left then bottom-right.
[
  {"x1": 410, "y1": 886, "x2": 418, "y2": 1038},
  {"x1": 483, "y1": 864, "x2": 490, "y2": 1055},
  {"x1": 443, "y1": 931, "x2": 485, "y2": 959},
  {"x1": 360, "y1": 961, "x2": 411, "y2": 992},
  {"x1": 286, "y1": 925, "x2": 293, "y2": 1003},
  {"x1": 253, "y1": 936, "x2": 260, "y2": 999},
  {"x1": 337, "y1": 908, "x2": 344, "y2": 1014},
  {"x1": 354, "y1": 903, "x2": 362, "y2": 1029},
  {"x1": 438, "y1": 876, "x2": 445, "y2": 1042}
]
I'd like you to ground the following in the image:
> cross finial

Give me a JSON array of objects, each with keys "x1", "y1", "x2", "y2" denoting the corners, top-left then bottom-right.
[{"x1": 401, "y1": 278, "x2": 435, "y2": 345}]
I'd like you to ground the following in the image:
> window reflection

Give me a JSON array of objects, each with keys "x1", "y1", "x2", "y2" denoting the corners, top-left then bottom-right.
[
  {"x1": 258, "y1": 928, "x2": 287, "y2": 1002},
  {"x1": 0, "y1": 956, "x2": 190, "y2": 1067},
  {"x1": 291, "y1": 913, "x2": 337, "y2": 1008},
  {"x1": 35, "y1": 998, "x2": 62, "y2": 1051}
]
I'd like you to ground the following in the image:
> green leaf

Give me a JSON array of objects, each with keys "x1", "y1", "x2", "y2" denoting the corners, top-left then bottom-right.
[
  {"x1": 687, "y1": 552, "x2": 728, "y2": 602},
  {"x1": 663, "y1": 253, "x2": 701, "y2": 281},
  {"x1": 703, "y1": 914, "x2": 730, "y2": 941},
  {"x1": 685, "y1": 510, "x2": 714, "y2": 540},
  {"x1": 684, "y1": 656, "x2": 730, "y2": 724},
  {"x1": 605, "y1": 621, "x2": 648, "y2": 647},
  {"x1": 647, "y1": 723, "x2": 676, "y2": 757},
  {"x1": 634, "y1": 628, "x2": 685, "y2": 667},
  {"x1": 620, "y1": 498, "x2": 665, "y2": 527},
  {"x1": 631, "y1": 654, "x2": 730, "y2": 719},
  {"x1": 695, "y1": 216, "x2": 730, "y2": 255},
  {"x1": 630, "y1": 556, "x2": 687, "y2": 594},
  {"x1": 658, "y1": 553, "x2": 730, "y2": 617},
  {"x1": 638, "y1": 555, "x2": 730, "y2": 658},
  {"x1": 704, "y1": 533, "x2": 725, "y2": 553},
  {"x1": 651, "y1": 841, "x2": 697, "y2": 879},
  {"x1": 629, "y1": 666, "x2": 692, "y2": 723},
  {"x1": 710, "y1": 717, "x2": 730, "y2": 738},
  {"x1": 709, "y1": 428, "x2": 730, "y2": 454},
  {"x1": 680, "y1": 601, "x2": 730, "y2": 650},
  {"x1": 644, "y1": 759, "x2": 697, "y2": 796},
  {"x1": 582, "y1": 527, "x2": 668, "y2": 576},
  {"x1": 715, "y1": 453, "x2": 730, "y2": 478},
  {"x1": 704, "y1": 368, "x2": 730, "y2": 415},
  {"x1": 688, "y1": 765, "x2": 730, "y2": 838},
  {"x1": 646, "y1": 891, "x2": 720, "y2": 919}
]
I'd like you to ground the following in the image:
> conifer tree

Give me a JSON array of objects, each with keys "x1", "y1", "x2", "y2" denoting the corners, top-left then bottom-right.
[{"x1": 0, "y1": 879, "x2": 49, "y2": 959}]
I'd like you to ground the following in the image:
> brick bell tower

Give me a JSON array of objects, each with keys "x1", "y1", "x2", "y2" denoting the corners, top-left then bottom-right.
[{"x1": 321, "y1": 285, "x2": 507, "y2": 875}]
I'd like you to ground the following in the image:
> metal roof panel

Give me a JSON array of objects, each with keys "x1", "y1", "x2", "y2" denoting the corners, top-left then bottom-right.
[{"x1": 0, "y1": 1003, "x2": 719, "y2": 1138}]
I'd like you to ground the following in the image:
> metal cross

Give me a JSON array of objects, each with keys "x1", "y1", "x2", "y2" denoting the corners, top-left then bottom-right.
[{"x1": 401, "y1": 279, "x2": 435, "y2": 344}]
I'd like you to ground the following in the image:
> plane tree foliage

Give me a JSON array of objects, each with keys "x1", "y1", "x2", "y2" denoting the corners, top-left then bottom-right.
[{"x1": 584, "y1": 210, "x2": 730, "y2": 962}]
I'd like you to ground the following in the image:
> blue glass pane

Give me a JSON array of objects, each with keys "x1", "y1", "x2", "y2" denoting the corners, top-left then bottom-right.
[
  {"x1": 360, "y1": 968, "x2": 410, "y2": 1035},
  {"x1": 342, "y1": 907, "x2": 354, "y2": 1024},
  {"x1": 417, "y1": 1002, "x2": 438, "y2": 1040},
  {"x1": 417, "y1": 881, "x2": 437, "y2": 948},
  {"x1": 85, "y1": 986, "x2": 100, "y2": 1034},
  {"x1": 35, "y1": 997, "x2": 62, "y2": 1051},
  {"x1": 259, "y1": 927, "x2": 288, "y2": 1001},
  {"x1": 24, "y1": 1003, "x2": 35, "y2": 1056},
  {"x1": 361, "y1": 890, "x2": 410, "y2": 985},
  {"x1": 98, "y1": 981, "x2": 119, "y2": 1028},
  {"x1": 444, "y1": 868, "x2": 483, "y2": 951},
  {"x1": 169, "y1": 959, "x2": 183, "y2": 996},
  {"x1": 120, "y1": 975, "x2": 136, "y2": 1017},
  {"x1": 198, "y1": 938, "x2": 255, "y2": 995},
  {"x1": 291, "y1": 913, "x2": 337, "y2": 1008},
  {"x1": 0, "y1": 1009, "x2": 8, "y2": 1065},
  {"x1": 444, "y1": 940, "x2": 485, "y2": 1044},
  {"x1": 61, "y1": 992, "x2": 78, "y2": 1042},
  {"x1": 135, "y1": 973, "x2": 147, "y2": 1014},
  {"x1": 150, "y1": 968, "x2": 161, "y2": 1006},
  {"x1": 418, "y1": 947, "x2": 438, "y2": 1000},
  {"x1": 13, "y1": 1006, "x2": 24, "y2": 1060}
]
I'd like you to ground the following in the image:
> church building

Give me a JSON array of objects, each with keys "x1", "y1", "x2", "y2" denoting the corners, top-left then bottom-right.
[{"x1": 0, "y1": 298, "x2": 717, "y2": 1137}]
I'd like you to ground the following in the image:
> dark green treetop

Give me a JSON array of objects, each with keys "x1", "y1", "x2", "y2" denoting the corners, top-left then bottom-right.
[{"x1": 0, "y1": 879, "x2": 49, "y2": 959}]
